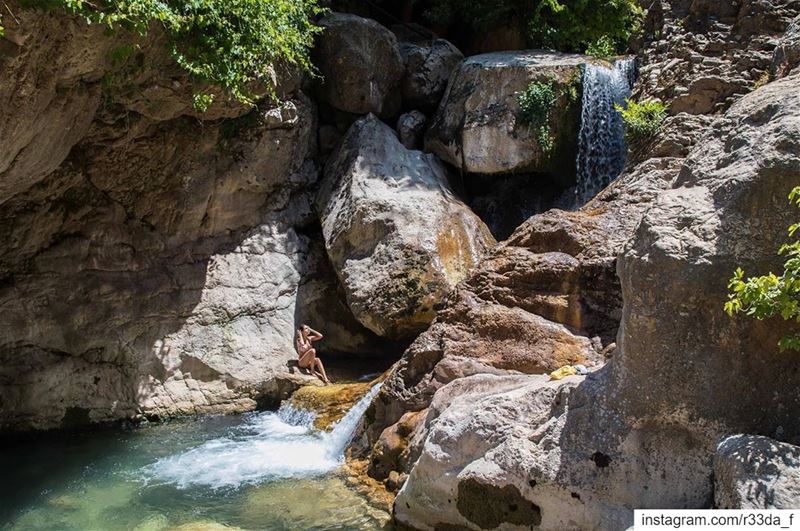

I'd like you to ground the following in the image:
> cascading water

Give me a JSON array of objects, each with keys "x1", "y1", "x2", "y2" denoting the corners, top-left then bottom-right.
[
  {"x1": 142, "y1": 383, "x2": 382, "y2": 489},
  {"x1": 574, "y1": 58, "x2": 637, "y2": 205}
]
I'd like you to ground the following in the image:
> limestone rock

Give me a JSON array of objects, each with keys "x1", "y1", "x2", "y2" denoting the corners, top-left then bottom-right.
[
  {"x1": 715, "y1": 435, "x2": 800, "y2": 509},
  {"x1": 363, "y1": 154, "x2": 681, "y2": 452},
  {"x1": 773, "y1": 15, "x2": 800, "y2": 79},
  {"x1": 396, "y1": 111, "x2": 427, "y2": 150},
  {"x1": 425, "y1": 51, "x2": 585, "y2": 175},
  {"x1": 398, "y1": 39, "x2": 463, "y2": 113},
  {"x1": 316, "y1": 114, "x2": 495, "y2": 339},
  {"x1": 634, "y1": 0, "x2": 798, "y2": 114},
  {"x1": 314, "y1": 13, "x2": 404, "y2": 116}
]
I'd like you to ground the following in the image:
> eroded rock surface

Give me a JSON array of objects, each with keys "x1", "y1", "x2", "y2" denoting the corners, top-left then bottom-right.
[
  {"x1": 314, "y1": 13, "x2": 404, "y2": 116},
  {"x1": 398, "y1": 38, "x2": 464, "y2": 113},
  {"x1": 316, "y1": 115, "x2": 495, "y2": 340},
  {"x1": 425, "y1": 51, "x2": 586, "y2": 176},
  {"x1": 715, "y1": 435, "x2": 800, "y2": 509},
  {"x1": 0, "y1": 6, "x2": 375, "y2": 431}
]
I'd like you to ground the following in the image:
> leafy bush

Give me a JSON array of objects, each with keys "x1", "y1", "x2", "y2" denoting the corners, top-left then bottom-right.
[
  {"x1": 725, "y1": 187, "x2": 800, "y2": 351},
  {"x1": 517, "y1": 80, "x2": 557, "y2": 153},
  {"x1": 585, "y1": 35, "x2": 616, "y2": 59},
  {"x1": 426, "y1": 0, "x2": 642, "y2": 54},
  {"x1": 22, "y1": 0, "x2": 322, "y2": 106},
  {"x1": 615, "y1": 98, "x2": 666, "y2": 146}
]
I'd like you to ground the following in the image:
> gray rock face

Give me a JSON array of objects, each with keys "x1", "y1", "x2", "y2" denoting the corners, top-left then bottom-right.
[
  {"x1": 314, "y1": 13, "x2": 404, "y2": 116},
  {"x1": 0, "y1": 6, "x2": 376, "y2": 431},
  {"x1": 316, "y1": 115, "x2": 496, "y2": 340},
  {"x1": 773, "y1": 15, "x2": 800, "y2": 79},
  {"x1": 425, "y1": 51, "x2": 586, "y2": 176},
  {"x1": 398, "y1": 39, "x2": 464, "y2": 113},
  {"x1": 715, "y1": 435, "x2": 800, "y2": 509},
  {"x1": 635, "y1": 0, "x2": 799, "y2": 114},
  {"x1": 396, "y1": 111, "x2": 427, "y2": 150},
  {"x1": 379, "y1": 62, "x2": 800, "y2": 531}
]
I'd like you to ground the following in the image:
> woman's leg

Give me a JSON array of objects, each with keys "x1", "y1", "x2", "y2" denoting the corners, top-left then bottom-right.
[
  {"x1": 314, "y1": 358, "x2": 330, "y2": 384},
  {"x1": 298, "y1": 348, "x2": 316, "y2": 371}
]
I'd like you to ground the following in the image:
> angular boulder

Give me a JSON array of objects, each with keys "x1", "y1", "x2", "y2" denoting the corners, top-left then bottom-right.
[
  {"x1": 316, "y1": 114, "x2": 495, "y2": 339},
  {"x1": 398, "y1": 38, "x2": 464, "y2": 113},
  {"x1": 715, "y1": 435, "x2": 800, "y2": 509},
  {"x1": 314, "y1": 13, "x2": 404, "y2": 116},
  {"x1": 425, "y1": 51, "x2": 586, "y2": 176}
]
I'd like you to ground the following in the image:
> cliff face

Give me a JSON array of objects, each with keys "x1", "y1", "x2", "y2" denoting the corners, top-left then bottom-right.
[{"x1": 0, "y1": 4, "x2": 338, "y2": 430}]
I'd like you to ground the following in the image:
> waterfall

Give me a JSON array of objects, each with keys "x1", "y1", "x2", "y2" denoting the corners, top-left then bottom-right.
[
  {"x1": 141, "y1": 383, "x2": 382, "y2": 489},
  {"x1": 574, "y1": 58, "x2": 636, "y2": 205}
]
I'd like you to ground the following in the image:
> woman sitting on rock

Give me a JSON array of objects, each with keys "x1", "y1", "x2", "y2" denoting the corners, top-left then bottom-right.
[{"x1": 296, "y1": 324, "x2": 330, "y2": 384}]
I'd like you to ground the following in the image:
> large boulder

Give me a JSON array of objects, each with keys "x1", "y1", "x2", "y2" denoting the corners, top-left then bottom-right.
[
  {"x1": 314, "y1": 13, "x2": 404, "y2": 116},
  {"x1": 398, "y1": 38, "x2": 464, "y2": 113},
  {"x1": 386, "y1": 68, "x2": 800, "y2": 531},
  {"x1": 425, "y1": 51, "x2": 586, "y2": 177},
  {"x1": 316, "y1": 114, "x2": 495, "y2": 340},
  {"x1": 715, "y1": 435, "x2": 800, "y2": 509}
]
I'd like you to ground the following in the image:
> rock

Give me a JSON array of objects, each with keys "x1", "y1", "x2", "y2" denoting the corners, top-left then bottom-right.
[
  {"x1": 387, "y1": 66, "x2": 800, "y2": 531},
  {"x1": 772, "y1": 15, "x2": 800, "y2": 79},
  {"x1": 398, "y1": 39, "x2": 463, "y2": 113},
  {"x1": 368, "y1": 409, "x2": 426, "y2": 481},
  {"x1": 289, "y1": 382, "x2": 373, "y2": 431},
  {"x1": 425, "y1": 51, "x2": 586, "y2": 176},
  {"x1": 316, "y1": 114, "x2": 495, "y2": 340},
  {"x1": 314, "y1": 13, "x2": 404, "y2": 116},
  {"x1": 715, "y1": 435, "x2": 800, "y2": 509},
  {"x1": 633, "y1": 0, "x2": 798, "y2": 114},
  {"x1": 396, "y1": 111, "x2": 427, "y2": 150},
  {"x1": 0, "y1": 4, "x2": 331, "y2": 430},
  {"x1": 362, "y1": 154, "x2": 681, "y2": 453}
]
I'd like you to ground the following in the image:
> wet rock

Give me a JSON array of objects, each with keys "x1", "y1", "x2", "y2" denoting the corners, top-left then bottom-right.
[
  {"x1": 316, "y1": 114, "x2": 495, "y2": 340},
  {"x1": 314, "y1": 13, "x2": 404, "y2": 116},
  {"x1": 715, "y1": 435, "x2": 800, "y2": 509},
  {"x1": 290, "y1": 382, "x2": 373, "y2": 431},
  {"x1": 396, "y1": 111, "x2": 427, "y2": 150},
  {"x1": 425, "y1": 51, "x2": 585, "y2": 176},
  {"x1": 398, "y1": 39, "x2": 463, "y2": 113}
]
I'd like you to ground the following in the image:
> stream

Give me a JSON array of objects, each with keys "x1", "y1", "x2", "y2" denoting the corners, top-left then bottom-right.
[{"x1": 0, "y1": 385, "x2": 387, "y2": 530}]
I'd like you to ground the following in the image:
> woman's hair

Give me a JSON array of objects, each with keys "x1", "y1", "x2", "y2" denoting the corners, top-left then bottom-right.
[{"x1": 298, "y1": 323, "x2": 308, "y2": 331}]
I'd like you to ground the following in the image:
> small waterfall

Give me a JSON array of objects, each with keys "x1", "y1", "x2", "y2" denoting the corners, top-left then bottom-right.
[
  {"x1": 574, "y1": 58, "x2": 636, "y2": 205},
  {"x1": 142, "y1": 383, "x2": 382, "y2": 489}
]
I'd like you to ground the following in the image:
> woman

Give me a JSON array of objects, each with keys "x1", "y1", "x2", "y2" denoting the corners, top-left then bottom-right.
[{"x1": 295, "y1": 324, "x2": 330, "y2": 384}]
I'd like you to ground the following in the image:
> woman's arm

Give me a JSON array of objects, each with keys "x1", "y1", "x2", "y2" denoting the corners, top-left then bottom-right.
[
  {"x1": 295, "y1": 331, "x2": 303, "y2": 352},
  {"x1": 307, "y1": 327, "x2": 324, "y2": 342}
]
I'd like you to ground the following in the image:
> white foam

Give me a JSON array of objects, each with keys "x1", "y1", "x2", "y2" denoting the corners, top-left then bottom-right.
[{"x1": 141, "y1": 383, "x2": 382, "y2": 489}]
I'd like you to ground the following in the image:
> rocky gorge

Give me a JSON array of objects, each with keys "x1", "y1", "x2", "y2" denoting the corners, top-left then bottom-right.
[{"x1": 2, "y1": 0, "x2": 800, "y2": 529}]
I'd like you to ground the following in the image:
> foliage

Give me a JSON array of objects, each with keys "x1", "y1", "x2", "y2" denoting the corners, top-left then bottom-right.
[
  {"x1": 517, "y1": 80, "x2": 557, "y2": 153},
  {"x1": 426, "y1": 0, "x2": 642, "y2": 54},
  {"x1": 725, "y1": 187, "x2": 800, "y2": 351},
  {"x1": 26, "y1": 0, "x2": 322, "y2": 106},
  {"x1": 614, "y1": 98, "x2": 666, "y2": 146},
  {"x1": 585, "y1": 35, "x2": 616, "y2": 59}
]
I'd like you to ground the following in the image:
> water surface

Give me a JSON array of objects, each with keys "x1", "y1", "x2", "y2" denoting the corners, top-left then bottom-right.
[{"x1": 1, "y1": 386, "x2": 387, "y2": 530}]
